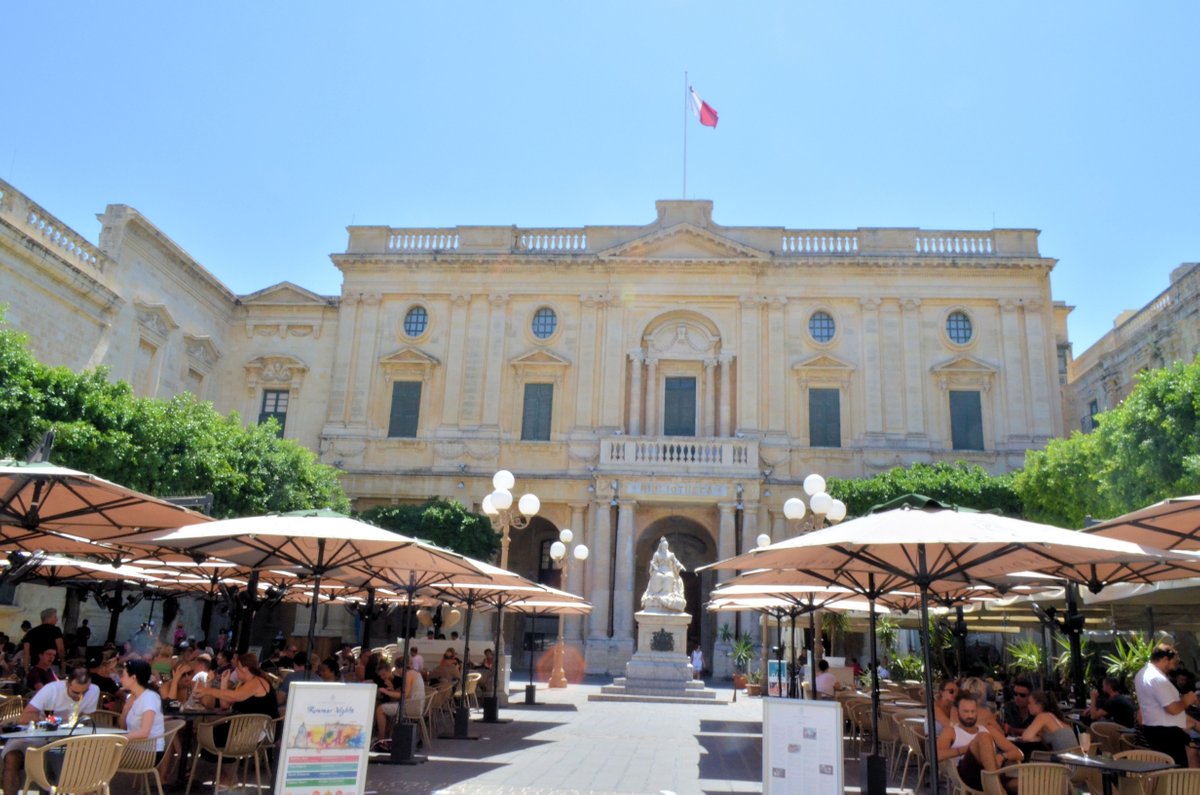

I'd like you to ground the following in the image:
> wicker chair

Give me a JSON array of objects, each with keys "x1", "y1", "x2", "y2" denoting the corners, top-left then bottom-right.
[
  {"x1": 1138, "y1": 768, "x2": 1200, "y2": 795},
  {"x1": 89, "y1": 708, "x2": 123, "y2": 728},
  {"x1": 946, "y1": 757, "x2": 987, "y2": 795},
  {"x1": 981, "y1": 762, "x2": 1071, "y2": 795},
  {"x1": 24, "y1": 733, "x2": 128, "y2": 795},
  {"x1": 897, "y1": 720, "x2": 931, "y2": 794},
  {"x1": 116, "y1": 718, "x2": 185, "y2": 795},
  {"x1": 1091, "y1": 721, "x2": 1132, "y2": 755},
  {"x1": 460, "y1": 672, "x2": 482, "y2": 710},
  {"x1": 185, "y1": 713, "x2": 271, "y2": 795},
  {"x1": 255, "y1": 715, "x2": 284, "y2": 783}
]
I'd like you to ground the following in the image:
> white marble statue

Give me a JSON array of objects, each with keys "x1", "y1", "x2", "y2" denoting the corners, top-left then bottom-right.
[{"x1": 641, "y1": 537, "x2": 687, "y2": 612}]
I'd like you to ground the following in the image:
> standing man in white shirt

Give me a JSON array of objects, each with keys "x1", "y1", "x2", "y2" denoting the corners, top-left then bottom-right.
[{"x1": 1134, "y1": 643, "x2": 1197, "y2": 767}]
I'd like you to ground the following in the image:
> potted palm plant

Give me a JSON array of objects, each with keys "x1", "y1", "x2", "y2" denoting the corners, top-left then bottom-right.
[
  {"x1": 745, "y1": 670, "x2": 764, "y2": 697},
  {"x1": 731, "y1": 636, "x2": 755, "y2": 689}
]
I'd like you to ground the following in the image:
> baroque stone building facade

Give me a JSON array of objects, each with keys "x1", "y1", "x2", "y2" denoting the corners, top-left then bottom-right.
[
  {"x1": 0, "y1": 178, "x2": 1073, "y2": 673},
  {"x1": 1066, "y1": 263, "x2": 1200, "y2": 433}
]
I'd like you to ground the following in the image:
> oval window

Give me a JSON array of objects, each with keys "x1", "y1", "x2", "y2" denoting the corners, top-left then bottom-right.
[
  {"x1": 532, "y1": 307, "x2": 558, "y2": 340},
  {"x1": 403, "y1": 306, "x2": 428, "y2": 337},
  {"x1": 808, "y1": 311, "x2": 836, "y2": 343},
  {"x1": 946, "y1": 311, "x2": 973, "y2": 344}
]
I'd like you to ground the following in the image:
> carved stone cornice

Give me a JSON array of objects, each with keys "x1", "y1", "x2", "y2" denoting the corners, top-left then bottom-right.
[
  {"x1": 900, "y1": 298, "x2": 923, "y2": 312},
  {"x1": 859, "y1": 297, "x2": 882, "y2": 311},
  {"x1": 488, "y1": 293, "x2": 510, "y2": 306}
]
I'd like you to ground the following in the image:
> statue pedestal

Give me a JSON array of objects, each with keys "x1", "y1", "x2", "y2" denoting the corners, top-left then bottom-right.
[{"x1": 589, "y1": 610, "x2": 723, "y2": 704}]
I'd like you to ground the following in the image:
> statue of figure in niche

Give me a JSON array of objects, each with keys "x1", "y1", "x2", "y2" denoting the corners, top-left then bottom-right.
[{"x1": 641, "y1": 537, "x2": 687, "y2": 613}]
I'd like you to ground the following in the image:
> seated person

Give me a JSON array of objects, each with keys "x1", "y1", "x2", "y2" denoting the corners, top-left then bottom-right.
[
  {"x1": 938, "y1": 692, "x2": 1023, "y2": 793},
  {"x1": 814, "y1": 659, "x2": 846, "y2": 699},
  {"x1": 179, "y1": 656, "x2": 217, "y2": 712},
  {"x1": 160, "y1": 649, "x2": 202, "y2": 706},
  {"x1": 316, "y1": 659, "x2": 340, "y2": 682},
  {"x1": 933, "y1": 679, "x2": 959, "y2": 735},
  {"x1": 1085, "y1": 676, "x2": 1136, "y2": 728},
  {"x1": 25, "y1": 648, "x2": 59, "y2": 693},
  {"x1": 427, "y1": 649, "x2": 461, "y2": 688},
  {"x1": 86, "y1": 653, "x2": 121, "y2": 710},
  {"x1": 120, "y1": 660, "x2": 168, "y2": 769},
  {"x1": 1001, "y1": 678, "x2": 1034, "y2": 734},
  {"x1": 373, "y1": 656, "x2": 425, "y2": 748},
  {"x1": 277, "y1": 653, "x2": 314, "y2": 707},
  {"x1": 475, "y1": 649, "x2": 495, "y2": 697},
  {"x1": 3, "y1": 668, "x2": 99, "y2": 795},
  {"x1": 1017, "y1": 691, "x2": 1077, "y2": 751},
  {"x1": 959, "y1": 676, "x2": 1002, "y2": 732}
]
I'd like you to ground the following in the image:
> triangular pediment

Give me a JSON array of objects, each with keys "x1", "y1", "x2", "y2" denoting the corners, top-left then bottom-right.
[
  {"x1": 240, "y1": 281, "x2": 333, "y2": 305},
  {"x1": 598, "y1": 223, "x2": 768, "y2": 261},
  {"x1": 793, "y1": 354, "x2": 856, "y2": 372},
  {"x1": 379, "y1": 347, "x2": 440, "y2": 367},
  {"x1": 509, "y1": 349, "x2": 571, "y2": 368},
  {"x1": 930, "y1": 354, "x2": 998, "y2": 375}
]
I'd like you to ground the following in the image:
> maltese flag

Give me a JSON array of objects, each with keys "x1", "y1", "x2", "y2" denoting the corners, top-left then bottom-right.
[{"x1": 689, "y1": 86, "x2": 719, "y2": 128}]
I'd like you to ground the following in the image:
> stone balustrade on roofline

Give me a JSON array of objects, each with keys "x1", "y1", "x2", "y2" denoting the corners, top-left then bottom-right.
[
  {"x1": 346, "y1": 218, "x2": 1042, "y2": 259},
  {"x1": 0, "y1": 178, "x2": 103, "y2": 271},
  {"x1": 596, "y1": 436, "x2": 759, "y2": 476}
]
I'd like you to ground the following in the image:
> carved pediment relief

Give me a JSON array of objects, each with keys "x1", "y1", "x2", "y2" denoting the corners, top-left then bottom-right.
[
  {"x1": 379, "y1": 346, "x2": 439, "y2": 378},
  {"x1": 133, "y1": 301, "x2": 178, "y2": 342},
  {"x1": 240, "y1": 281, "x2": 332, "y2": 305},
  {"x1": 644, "y1": 316, "x2": 721, "y2": 359},
  {"x1": 244, "y1": 354, "x2": 308, "y2": 397},
  {"x1": 598, "y1": 223, "x2": 768, "y2": 261},
  {"x1": 510, "y1": 349, "x2": 571, "y2": 369},
  {"x1": 184, "y1": 335, "x2": 221, "y2": 370},
  {"x1": 930, "y1": 354, "x2": 998, "y2": 391},
  {"x1": 793, "y1": 353, "x2": 855, "y2": 385}
]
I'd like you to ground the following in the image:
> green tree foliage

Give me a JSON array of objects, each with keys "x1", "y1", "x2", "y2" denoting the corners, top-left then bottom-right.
[
  {"x1": 827, "y1": 461, "x2": 1022, "y2": 518},
  {"x1": 1017, "y1": 357, "x2": 1200, "y2": 527},
  {"x1": 359, "y1": 499, "x2": 499, "y2": 561},
  {"x1": 0, "y1": 314, "x2": 348, "y2": 517}
]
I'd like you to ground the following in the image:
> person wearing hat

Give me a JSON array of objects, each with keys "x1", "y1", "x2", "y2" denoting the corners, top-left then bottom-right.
[{"x1": 86, "y1": 653, "x2": 120, "y2": 707}]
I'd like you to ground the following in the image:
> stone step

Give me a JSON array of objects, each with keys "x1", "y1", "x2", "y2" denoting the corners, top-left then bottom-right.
[
  {"x1": 598, "y1": 684, "x2": 720, "y2": 699},
  {"x1": 588, "y1": 692, "x2": 729, "y2": 705}
]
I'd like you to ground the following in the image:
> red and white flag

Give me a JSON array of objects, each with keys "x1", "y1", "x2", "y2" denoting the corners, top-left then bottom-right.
[{"x1": 689, "y1": 86, "x2": 719, "y2": 128}]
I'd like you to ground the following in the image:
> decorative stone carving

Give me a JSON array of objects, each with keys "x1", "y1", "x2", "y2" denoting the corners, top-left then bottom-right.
[
  {"x1": 641, "y1": 538, "x2": 687, "y2": 613},
  {"x1": 650, "y1": 629, "x2": 675, "y2": 652}
]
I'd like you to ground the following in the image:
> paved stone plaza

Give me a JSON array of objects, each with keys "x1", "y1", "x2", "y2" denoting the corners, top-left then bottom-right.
[{"x1": 363, "y1": 678, "x2": 910, "y2": 795}]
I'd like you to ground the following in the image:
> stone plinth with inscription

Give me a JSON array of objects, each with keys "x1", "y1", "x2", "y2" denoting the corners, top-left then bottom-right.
[{"x1": 590, "y1": 539, "x2": 723, "y2": 704}]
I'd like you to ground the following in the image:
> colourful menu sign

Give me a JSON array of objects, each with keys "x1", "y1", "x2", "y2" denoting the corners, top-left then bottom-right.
[{"x1": 275, "y1": 682, "x2": 376, "y2": 795}]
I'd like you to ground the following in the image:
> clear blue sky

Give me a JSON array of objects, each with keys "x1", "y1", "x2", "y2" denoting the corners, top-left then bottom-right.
[{"x1": 4, "y1": 2, "x2": 1197, "y2": 351}]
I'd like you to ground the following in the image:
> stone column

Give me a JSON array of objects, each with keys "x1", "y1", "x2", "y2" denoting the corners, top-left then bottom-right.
[
  {"x1": 999, "y1": 299, "x2": 1027, "y2": 443},
  {"x1": 737, "y1": 296, "x2": 762, "y2": 433},
  {"x1": 644, "y1": 357, "x2": 659, "y2": 436},
  {"x1": 328, "y1": 293, "x2": 362, "y2": 425},
  {"x1": 574, "y1": 295, "x2": 601, "y2": 432},
  {"x1": 566, "y1": 502, "x2": 588, "y2": 643},
  {"x1": 717, "y1": 502, "x2": 738, "y2": 584},
  {"x1": 900, "y1": 298, "x2": 926, "y2": 437},
  {"x1": 480, "y1": 294, "x2": 509, "y2": 428},
  {"x1": 860, "y1": 298, "x2": 884, "y2": 437},
  {"x1": 771, "y1": 509, "x2": 787, "y2": 543},
  {"x1": 766, "y1": 297, "x2": 788, "y2": 434},
  {"x1": 627, "y1": 351, "x2": 644, "y2": 436},
  {"x1": 703, "y1": 357, "x2": 717, "y2": 436},
  {"x1": 440, "y1": 293, "x2": 472, "y2": 431},
  {"x1": 599, "y1": 296, "x2": 625, "y2": 429},
  {"x1": 612, "y1": 499, "x2": 638, "y2": 645},
  {"x1": 718, "y1": 354, "x2": 734, "y2": 437},
  {"x1": 1023, "y1": 299, "x2": 1054, "y2": 440},
  {"x1": 880, "y1": 300, "x2": 904, "y2": 433},
  {"x1": 347, "y1": 293, "x2": 382, "y2": 425},
  {"x1": 586, "y1": 500, "x2": 613, "y2": 642}
]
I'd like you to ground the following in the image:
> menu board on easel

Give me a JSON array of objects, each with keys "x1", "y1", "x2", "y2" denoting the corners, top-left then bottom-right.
[
  {"x1": 274, "y1": 682, "x2": 376, "y2": 795},
  {"x1": 763, "y1": 698, "x2": 844, "y2": 795}
]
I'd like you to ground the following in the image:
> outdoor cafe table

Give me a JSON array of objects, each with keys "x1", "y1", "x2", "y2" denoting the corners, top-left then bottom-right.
[
  {"x1": 0, "y1": 725, "x2": 126, "y2": 742},
  {"x1": 1052, "y1": 751, "x2": 1175, "y2": 795},
  {"x1": 163, "y1": 707, "x2": 235, "y2": 787}
]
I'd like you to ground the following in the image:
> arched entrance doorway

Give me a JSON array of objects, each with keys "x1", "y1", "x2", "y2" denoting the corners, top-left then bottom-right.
[
  {"x1": 505, "y1": 516, "x2": 561, "y2": 672},
  {"x1": 635, "y1": 516, "x2": 716, "y2": 673}
]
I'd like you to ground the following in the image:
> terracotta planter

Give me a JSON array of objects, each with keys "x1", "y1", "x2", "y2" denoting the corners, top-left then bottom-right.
[
  {"x1": 732, "y1": 673, "x2": 747, "y2": 690},
  {"x1": 746, "y1": 683, "x2": 763, "y2": 697}
]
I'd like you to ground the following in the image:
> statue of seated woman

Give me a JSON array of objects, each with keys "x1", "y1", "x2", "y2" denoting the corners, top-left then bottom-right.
[{"x1": 641, "y1": 538, "x2": 687, "y2": 613}]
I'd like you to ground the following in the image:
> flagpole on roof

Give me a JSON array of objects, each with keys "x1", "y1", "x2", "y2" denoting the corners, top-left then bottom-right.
[{"x1": 683, "y1": 70, "x2": 688, "y2": 199}]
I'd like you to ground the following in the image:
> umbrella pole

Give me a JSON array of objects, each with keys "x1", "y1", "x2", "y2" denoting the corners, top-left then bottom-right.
[
  {"x1": 525, "y1": 610, "x2": 537, "y2": 705},
  {"x1": 305, "y1": 539, "x2": 325, "y2": 675},
  {"x1": 449, "y1": 602, "x2": 476, "y2": 740},
  {"x1": 1066, "y1": 583, "x2": 1087, "y2": 708},
  {"x1": 775, "y1": 609, "x2": 784, "y2": 698},
  {"x1": 808, "y1": 600, "x2": 817, "y2": 699},
  {"x1": 481, "y1": 603, "x2": 505, "y2": 723},
  {"x1": 917, "y1": 546, "x2": 940, "y2": 795},
  {"x1": 861, "y1": 575, "x2": 886, "y2": 795},
  {"x1": 387, "y1": 571, "x2": 424, "y2": 765},
  {"x1": 105, "y1": 582, "x2": 124, "y2": 644},
  {"x1": 361, "y1": 587, "x2": 376, "y2": 650},
  {"x1": 788, "y1": 613, "x2": 797, "y2": 699}
]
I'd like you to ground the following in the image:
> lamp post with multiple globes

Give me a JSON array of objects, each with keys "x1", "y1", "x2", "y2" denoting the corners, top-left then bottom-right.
[
  {"x1": 481, "y1": 469, "x2": 540, "y2": 570},
  {"x1": 547, "y1": 528, "x2": 588, "y2": 688}
]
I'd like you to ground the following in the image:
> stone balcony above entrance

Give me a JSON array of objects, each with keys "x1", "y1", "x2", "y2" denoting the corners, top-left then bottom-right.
[{"x1": 597, "y1": 436, "x2": 759, "y2": 476}]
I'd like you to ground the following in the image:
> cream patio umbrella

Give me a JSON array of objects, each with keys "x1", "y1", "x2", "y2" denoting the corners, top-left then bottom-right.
[
  {"x1": 108, "y1": 509, "x2": 492, "y2": 666},
  {"x1": 504, "y1": 592, "x2": 593, "y2": 705},
  {"x1": 700, "y1": 504, "x2": 1198, "y2": 795},
  {"x1": 0, "y1": 461, "x2": 211, "y2": 550},
  {"x1": 1085, "y1": 495, "x2": 1200, "y2": 550}
]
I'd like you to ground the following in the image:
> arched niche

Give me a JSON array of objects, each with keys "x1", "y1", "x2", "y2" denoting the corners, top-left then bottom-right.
[{"x1": 635, "y1": 516, "x2": 717, "y2": 667}]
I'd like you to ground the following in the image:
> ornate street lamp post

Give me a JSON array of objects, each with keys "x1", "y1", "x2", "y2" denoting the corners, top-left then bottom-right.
[
  {"x1": 481, "y1": 469, "x2": 540, "y2": 570},
  {"x1": 547, "y1": 528, "x2": 588, "y2": 688}
]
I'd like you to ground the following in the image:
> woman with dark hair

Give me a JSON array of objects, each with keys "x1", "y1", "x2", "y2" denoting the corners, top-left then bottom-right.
[
  {"x1": 1019, "y1": 691, "x2": 1077, "y2": 751},
  {"x1": 120, "y1": 660, "x2": 167, "y2": 761},
  {"x1": 194, "y1": 652, "x2": 277, "y2": 787}
]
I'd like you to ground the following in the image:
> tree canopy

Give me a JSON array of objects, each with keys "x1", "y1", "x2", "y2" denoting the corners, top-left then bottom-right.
[
  {"x1": 0, "y1": 315, "x2": 348, "y2": 517},
  {"x1": 359, "y1": 499, "x2": 499, "y2": 560},
  {"x1": 1017, "y1": 356, "x2": 1200, "y2": 527},
  {"x1": 828, "y1": 461, "x2": 1022, "y2": 518}
]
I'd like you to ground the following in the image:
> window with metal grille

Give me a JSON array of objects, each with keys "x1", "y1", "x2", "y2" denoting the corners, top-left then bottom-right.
[
  {"x1": 808, "y1": 311, "x2": 836, "y2": 343},
  {"x1": 946, "y1": 311, "x2": 973, "y2": 344},
  {"x1": 258, "y1": 390, "x2": 289, "y2": 436},
  {"x1": 949, "y1": 390, "x2": 984, "y2": 450},
  {"x1": 662, "y1": 377, "x2": 697, "y2": 437},
  {"x1": 387, "y1": 381, "x2": 422, "y2": 438},
  {"x1": 521, "y1": 383, "x2": 554, "y2": 441},
  {"x1": 531, "y1": 307, "x2": 557, "y2": 339},
  {"x1": 1088, "y1": 399, "x2": 1100, "y2": 431},
  {"x1": 403, "y1": 306, "x2": 428, "y2": 337},
  {"x1": 808, "y1": 388, "x2": 841, "y2": 448}
]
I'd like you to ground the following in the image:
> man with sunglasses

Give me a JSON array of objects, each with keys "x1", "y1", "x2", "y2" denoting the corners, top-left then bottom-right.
[
  {"x1": 4, "y1": 668, "x2": 99, "y2": 795},
  {"x1": 1002, "y1": 679, "x2": 1035, "y2": 735}
]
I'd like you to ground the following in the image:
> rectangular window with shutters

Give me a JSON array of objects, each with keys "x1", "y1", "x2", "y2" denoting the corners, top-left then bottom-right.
[
  {"x1": 808, "y1": 388, "x2": 841, "y2": 448},
  {"x1": 662, "y1": 377, "x2": 697, "y2": 436},
  {"x1": 259, "y1": 389, "x2": 289, "y2": 436},
  {"x1": 521, "y1": 383, "x2": 554, "y2": 441},
  {"x1": 949, "y1": 390, "x2": 985, "y2": 450},
  {"x1": 388, "y1": 381, "x2": 422, "y2": 438}
]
